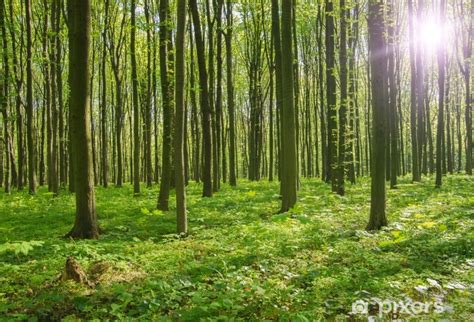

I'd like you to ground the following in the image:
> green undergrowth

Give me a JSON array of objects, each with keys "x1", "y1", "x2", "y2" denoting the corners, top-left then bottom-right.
[{"x1": 0, "y1": 175, "x2": 473, "y2": 320}]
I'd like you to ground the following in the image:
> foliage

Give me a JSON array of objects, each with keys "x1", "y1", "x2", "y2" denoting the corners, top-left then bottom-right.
[{"x1": 0, "y1": 176, "x2": 473, "y2": 320}]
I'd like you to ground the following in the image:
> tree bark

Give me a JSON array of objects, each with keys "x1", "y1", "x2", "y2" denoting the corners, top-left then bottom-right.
[
  {"x1": 280, "y1": 0, "x2": 297, "y2": 212},
  {"x1": 367, "y1": 0, "x2": 388, "y2": 231},
  {"x1": 25, "y1": 0, "x2": 36, "y2": 194},
  {"x1": 131, "y1": 0, "x2": 140, "y2": 195},
  {"x1": 190, "y1": 0, "x2": 213, "y2": 197},
  {"x1": 66, "y1": 0, "x2": 99, "y2": 239},
  {"x1": 436, "y1": 0, "x2": 446, "y2": 188},
  {"x1": 174, "y1": 0, "x2": 187, "y2": 234}
]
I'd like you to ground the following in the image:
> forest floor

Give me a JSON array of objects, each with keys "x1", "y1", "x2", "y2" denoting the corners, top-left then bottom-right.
[{"x1": 0, "y1": 176, "x2": 473, "y2": 320}]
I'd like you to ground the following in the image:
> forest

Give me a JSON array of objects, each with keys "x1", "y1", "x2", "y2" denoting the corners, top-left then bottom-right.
[{"x1": 0, "y1": 0, "x2": 473, "y2": 320}]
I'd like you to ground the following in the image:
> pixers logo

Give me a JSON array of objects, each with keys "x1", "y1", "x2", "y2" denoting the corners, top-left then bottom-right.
[{"x1": 351, "y1": 297, "x2": 445, "y2": 317}]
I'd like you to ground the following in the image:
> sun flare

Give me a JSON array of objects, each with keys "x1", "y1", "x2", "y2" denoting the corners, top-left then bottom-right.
[{"x1": 416, "y1": 15, "x2": 452, "y2": 53}]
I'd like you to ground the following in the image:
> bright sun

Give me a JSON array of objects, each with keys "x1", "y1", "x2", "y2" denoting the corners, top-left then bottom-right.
[{"x1": 416, "y1": 15, "x2": 452, "y2": 53}]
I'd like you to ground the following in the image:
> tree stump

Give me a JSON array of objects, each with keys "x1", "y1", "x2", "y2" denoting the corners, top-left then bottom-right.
[{"x1": 62, "y1": 257, "x2": 89, "y2": 285}]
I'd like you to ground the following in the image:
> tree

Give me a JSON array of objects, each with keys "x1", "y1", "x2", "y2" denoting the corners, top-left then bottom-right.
[
  {"x1": 436, "y1": 0, "x2": 446, "y2": 188},
  {"x1": 325, "y1": 0, "x2": 337, "y2": 188},
  {"x1": 271, "y1": 0, "x2": 283, "y2": 186},
  {"x1": 279, "y1": 0, "x2": 297, "y2": 213},
  {"x1": 387, "y1": 0, "x2": 399, "y2": 189},
  {"x1": 408, "y1": 0, "x2": 420, "y2": 182},
  {"x1": 66, "y1": 0, "x2": 99, "y2": 239},
  {"x1": 337, "y1": 0, "x2": 348, "y2": 196},
  {"x1": 101, "y1": 0, "x2": 109, "y2": 188},
  {"x1": 367, "y1": 0, "x2": 388, "y2": 231},
  {"x1": 130, "y1": 0, "x2": 140, "y2": 195},
  {"x1": 50, "y1": 0, "x2": 59, "y2": 194},
  {"x1": 25, "y1": 0, "x2": 36, "y2": 194},
  {"x1": 174, "y1": 0, "x2": 187, "y2": 234},
  {"x1": 144, "y1": 0, "x2": 153, "y2": 188},
  {"x1": 225, "y1": 0, "x2": 236, "y2": 186},
  {"x1": 157, "y1": 0, "x2": 174, "y2": 210},
  {"x1": 0, "y1": 0, "x2": 10, "y2": 193},
  {"x1": 190, "y1": 0, "x2": 213, "y2": 197}
]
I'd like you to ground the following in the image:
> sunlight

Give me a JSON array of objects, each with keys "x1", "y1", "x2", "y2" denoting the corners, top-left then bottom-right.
[{"x1": 416, "y1": 15, "x2": 452, "y2": 54}]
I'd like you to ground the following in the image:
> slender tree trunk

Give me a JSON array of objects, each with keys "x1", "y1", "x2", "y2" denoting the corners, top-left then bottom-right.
[
  {"x1": 57, "y1": 0, "x2": 66, "y2": 187},
  {"x1": 50, "y1": 0, "x2": 59, "y2": 194},
  {"x1": 131, "y1": 0, "x2": 140, "y2": 194},
  {"x1": 388, "y1": 0, "x2": 398, "y2": 189},
  {"x1": 415, "y1": 0, "x2": 425, "y2": 178},
  {"x1": 101, "y1": 0, "x2": 109, "y2": 188},
  {"x1": 190, "y1": 0, "x2": 213, "y2": 197},
  {"x1": 436, "y1": 0, "x2": 446, "y2": 188},
  {"x1": 144, "y1": 0, "x2": 153, "y2": 187},
  {"x1": 174, "y1": 0, "x2": 187, "y2": 234},
  {"x1": 9, "y1": 0, "x2": 24, "y2": 190},
  {"x1": 215, "y1": 0, "x2": 223, "y2": 188},
  {"x1": 325, "y1": 0, "x2": 337, "y2": 190},
  {"x1": 225, "y1": 0, "x2": 236, "y2": 186},
  {"x1": 271, "y1": 0, "x2": 283, "y2": 189},
  {"x1": 0, "y1": 0, "x2": 10, "y2": 193},
  {"x1": 25, "y1": 0, "x2": 36, "y2": 194},
  {"x1": 337, "y1": 0, "x2": 347, "y2": 196},
  {"x1": 408, "y1": 0, "x2": 420, "y2": 182}
]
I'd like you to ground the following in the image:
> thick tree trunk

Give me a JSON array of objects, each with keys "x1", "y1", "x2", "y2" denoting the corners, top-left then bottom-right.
[
  {"x1": 157, "y1": 0, "x2": 174, "y2": 209},
  {"x1": 280, "y1": 0, "x2": 297, "y2": 213},
  {"x1": 367, "y1": 0, "x2": 388, "y2": 231},
  {"x1": 66, "y1": 0, "x2": 99, "y2": 239}
]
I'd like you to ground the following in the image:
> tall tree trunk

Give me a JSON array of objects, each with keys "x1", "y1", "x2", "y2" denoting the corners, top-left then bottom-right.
[
  {"x1": 66, "y1": 0, "x2": 99, "y2": 239},
  {"x1": 190, "y1": 0, "x2": 213, "y2": 197},
  {"x1": 101, "y1": 0, "x2": 109, "y2": 188},
  {"x1": 271, "y1": 0, "x2": 283, "y2": 188},
  {"x1": 325, "y1": 0, "x2": 337, "y2": 190},
  {"x1": 0, "y1": 0, "x2": 10, "y2": 193},
  {"x1": 131, "y1": 0, "x2": 140, "y2": 194},
  {"x1": 367, "y1": 0, "x2": 388, "y2": 231},
  {"x1": 157, "y1": 0, "x2": 174, "y2": 209},
  {"x1": 174, "y1": 0, "x2": 187, "y2": 234},
  {"x1": 408, "y1": 0, "x2": 420, "y2": 181},
  {"x1": 144, "y1": 0, "x2": 153, "y2": 187},
  {"x1": 388, "y1": 0, "x2": 398, "y2": 189},
  {"x1": 215, "y1": 0, "x2": 223, "y2": 187},
  {"x1": 280, "y1": 0, "x2": 297, "y2": 212},
  {"x1": 57, "y1": 0, "x2": 66, "y2": 187},
  {"x1": 436, "y1": 0, "x2": 446, "y2": 188},
  {"x1": 9, "y1": 0, "x2": 24, "y2": 190},
  {"x1": 50, "y1": 0, "x2": 59, "y2": 194},
  {"x1": 415, "y1": 0, "x2": 425, "y2": 178},
  {"x1": 337, "y1": 0, "x2": 347, "y2": 196},
  {"x1": 25, "y1": 0, "x2": 36, "y2": 194},
  {"x1": 225, "y1": 0, "x2": 236, "y2": 186}
]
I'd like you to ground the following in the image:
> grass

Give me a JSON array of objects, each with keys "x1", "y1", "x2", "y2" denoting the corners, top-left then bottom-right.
[{"x1": 0, "y1": 175, "x2": 473, "y2": 320}]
